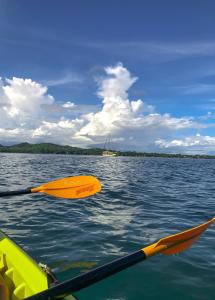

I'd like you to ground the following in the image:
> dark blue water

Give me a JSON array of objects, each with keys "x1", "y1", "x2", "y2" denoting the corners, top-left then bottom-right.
[{"x1": 0, "y1": 153, "x2": 215, "y2": 300}]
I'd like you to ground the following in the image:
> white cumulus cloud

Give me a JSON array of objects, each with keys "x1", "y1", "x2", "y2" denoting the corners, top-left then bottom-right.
[
  {"x1": 0, "y1": 63, "x2": 212, "y2": 153},
  {"x1": 62, "y1": 101, "x2": 76, "y2": 109},
  {"x1": 0, "y1": 77, "x2": 54, "y2": 127},
  {"x1": 76, "y1": 63, "x2": 202, "y2": 150},
  {"x1": 155, "y1": 134, "x2": 215, "y2": 154}
]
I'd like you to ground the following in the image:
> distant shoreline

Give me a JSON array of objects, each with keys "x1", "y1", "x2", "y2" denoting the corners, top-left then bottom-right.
[{"x1": 0, "y1": 142, "x2": 215, "y2": 159}]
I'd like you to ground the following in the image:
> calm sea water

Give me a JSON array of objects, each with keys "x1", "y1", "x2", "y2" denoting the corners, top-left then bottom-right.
[{"x1": 0, "y1": 153, "x2": 215, "y2": 300}]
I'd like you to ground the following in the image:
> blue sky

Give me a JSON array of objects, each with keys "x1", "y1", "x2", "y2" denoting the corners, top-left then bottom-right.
[{"x1": 0, "y1": 0, "x2": 215, "y2": 153}]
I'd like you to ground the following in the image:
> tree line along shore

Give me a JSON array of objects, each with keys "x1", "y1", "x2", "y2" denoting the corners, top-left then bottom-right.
[{"x1": 0, "y1": 142, "x2": 214, "y2": 159}]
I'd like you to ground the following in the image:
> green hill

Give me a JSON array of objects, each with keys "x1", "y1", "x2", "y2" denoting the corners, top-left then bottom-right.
[
  {"x1": 0, "y1": 142, "x2": 215, "y2": 159},
  {"x1": 0, "y1": 142, "x2": 102, "y2": 155}
]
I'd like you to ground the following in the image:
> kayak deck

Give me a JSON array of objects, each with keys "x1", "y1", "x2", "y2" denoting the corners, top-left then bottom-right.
[{"x1": 0, "y1": 231, "x2": 48, "y2": 300}]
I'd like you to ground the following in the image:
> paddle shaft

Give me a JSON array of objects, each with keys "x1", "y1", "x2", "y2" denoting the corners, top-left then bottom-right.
[
  {"x1": 0, "y1": 188, "x2": 32, "y2": 197},
  {"x1": 25, "y1": 217, "x2": 215, "y2": 300},
  {"x1": 25, "y1": 250, "x2": 146, "y2": 300}
]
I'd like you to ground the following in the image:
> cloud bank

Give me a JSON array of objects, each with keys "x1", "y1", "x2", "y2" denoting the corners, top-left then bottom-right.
[
  {"x1": 156, "y1": 134, "x2": 215, "y2": 154},
  {"x1": 0, "y1": 63, "x2": 214, "y2": 153}
]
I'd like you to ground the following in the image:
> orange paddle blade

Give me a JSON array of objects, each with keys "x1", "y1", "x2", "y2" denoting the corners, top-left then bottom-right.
[
  {"x1": 143, "y1": 217, "x2": 215, "y2": 257},
  {"x1": 31, "y1": 175, "x2": 101, "y2": 199}
]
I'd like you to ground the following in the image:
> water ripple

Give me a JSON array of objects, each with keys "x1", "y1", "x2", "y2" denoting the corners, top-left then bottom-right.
[{"x1": 0, "y1": 154, "x2": 215, "y2": 299}]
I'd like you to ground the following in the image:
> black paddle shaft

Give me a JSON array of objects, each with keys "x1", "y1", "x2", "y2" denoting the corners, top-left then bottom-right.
[
  {"x1": 25, "y1": 250, "x2": 146, "y2": 300},
  {"x1": 0, "y1": 188, "x2": 32, "y2": 197}
]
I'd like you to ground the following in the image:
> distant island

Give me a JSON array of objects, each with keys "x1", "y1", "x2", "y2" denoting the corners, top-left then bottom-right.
[{"x1": 0, "y1": 142, "x2": 215, "y2": 159}]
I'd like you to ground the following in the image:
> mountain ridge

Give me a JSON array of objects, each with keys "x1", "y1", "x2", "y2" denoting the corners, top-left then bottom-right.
[{"x1": 0, "y1": 142, "x2": 215, "y2": 159}]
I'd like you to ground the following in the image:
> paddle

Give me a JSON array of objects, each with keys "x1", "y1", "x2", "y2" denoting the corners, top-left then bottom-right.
[
  {"x1": 0, "y1": 176, "x2": 101, "y2": 199},
  {"x1": 25, "y1": 217, "x2": 215, "y2": 300}
]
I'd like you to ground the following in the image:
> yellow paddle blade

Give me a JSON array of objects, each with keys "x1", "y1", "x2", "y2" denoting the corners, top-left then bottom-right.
[
  {"x1": 31, "y1": 176, "x2": 101, "y2": 199},
  {"x1": 143, "y1": 217, "x2": 215, "y2": 257}
]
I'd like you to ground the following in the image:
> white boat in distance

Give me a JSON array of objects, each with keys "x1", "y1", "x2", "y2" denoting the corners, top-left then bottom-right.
[
  {"x1": 102, "y1": 135, "x2": 118, "y2": 157},
  {"x1": 102, "y1": 150, "x2": 117, "y2": 157}
]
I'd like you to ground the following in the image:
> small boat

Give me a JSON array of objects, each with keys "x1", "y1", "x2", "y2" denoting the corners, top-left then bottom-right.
[
  {"x1": 102, "y1": 135, "x2": 118, "y2": 157},
  {"x1": 102, "y1": 150, "x2": 117, "y2": 157}
]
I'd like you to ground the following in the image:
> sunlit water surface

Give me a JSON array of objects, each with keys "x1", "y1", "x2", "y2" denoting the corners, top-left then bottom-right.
[{"x1": 0, "y1": 153, "x2": 215, "y2": 300}]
